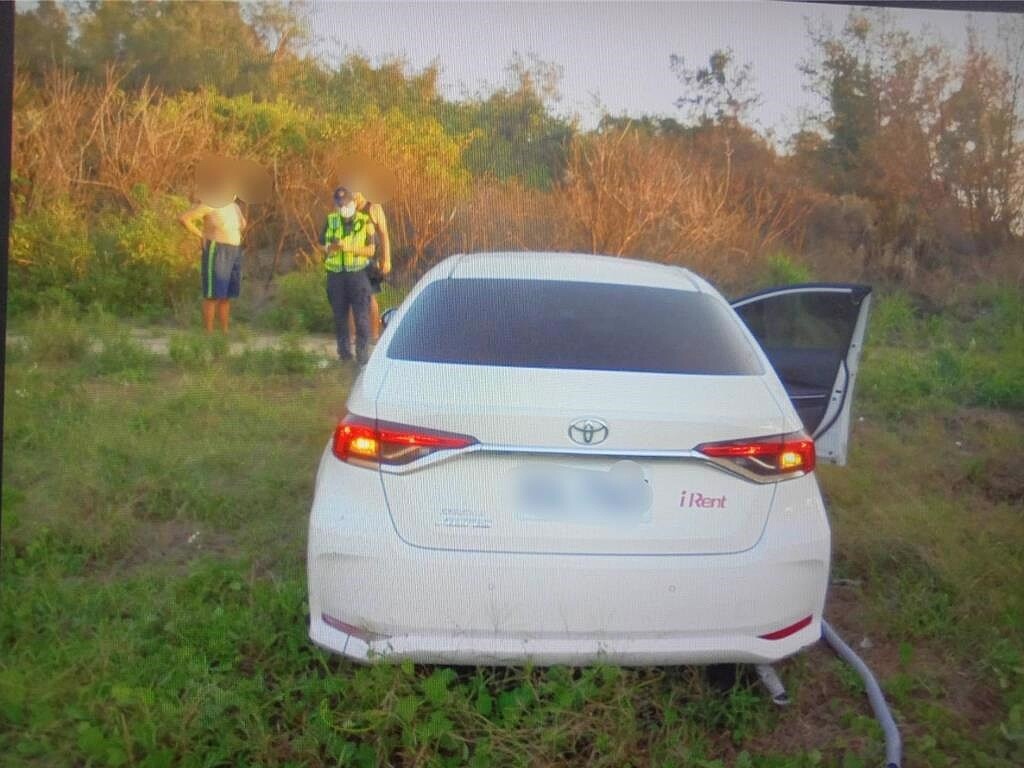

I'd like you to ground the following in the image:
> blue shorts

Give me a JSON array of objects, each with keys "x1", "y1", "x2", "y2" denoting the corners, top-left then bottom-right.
[{"x1": 200, "y1": 241, "x2": 242, "y2": 299}]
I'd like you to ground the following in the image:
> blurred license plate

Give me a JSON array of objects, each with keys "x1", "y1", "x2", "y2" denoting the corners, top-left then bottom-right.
[{"x1": 514, "y1": 461, "x2": 653, "y2": 523}]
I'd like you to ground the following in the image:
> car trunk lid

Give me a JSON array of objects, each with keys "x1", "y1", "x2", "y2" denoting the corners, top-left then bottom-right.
[{"x1": 376, "y1": 361, "x2": 785, "y2": 555}]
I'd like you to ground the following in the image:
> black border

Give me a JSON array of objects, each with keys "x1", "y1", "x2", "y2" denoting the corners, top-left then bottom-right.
[
  {"x1": 784, "y1": 1, "x2": 1024, "y2": 12},
  {"x1": 1, "y1": 0, "x2": 15, "y2": 543}
]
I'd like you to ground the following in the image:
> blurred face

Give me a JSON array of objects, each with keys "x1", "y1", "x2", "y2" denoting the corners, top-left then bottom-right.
[
  {"x1": 196, "y1": 179, "x2": 235, "y2": 207},
  {"x1": 335, "y1": 191, "x2": 356, "y2": 218},
  {"x1": 196, "y1": 156, "x2": 237, "y2": 207}
]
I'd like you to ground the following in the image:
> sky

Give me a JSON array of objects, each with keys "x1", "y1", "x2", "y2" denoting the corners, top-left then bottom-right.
[{"x1": 309, "y1": 0, "x2": 1009, "y2": 138}]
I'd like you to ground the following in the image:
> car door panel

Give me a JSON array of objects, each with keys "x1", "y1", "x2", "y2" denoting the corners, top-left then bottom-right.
[
  {"x1": 731, "y1": 284, "x2": 872, "y2": 465},
  {"x1": 758, "y1": 346, "x2": 842, "y2": 391}
]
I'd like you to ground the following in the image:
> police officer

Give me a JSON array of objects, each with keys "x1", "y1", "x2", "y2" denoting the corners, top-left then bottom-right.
[{"x1": 322, "y1": 186, "x2": 376, "y2": 364}]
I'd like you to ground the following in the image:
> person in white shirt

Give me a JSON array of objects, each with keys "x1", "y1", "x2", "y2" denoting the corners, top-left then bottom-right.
[{"x1": 179, "y1": 195, "x2": 247, "y2": 333}]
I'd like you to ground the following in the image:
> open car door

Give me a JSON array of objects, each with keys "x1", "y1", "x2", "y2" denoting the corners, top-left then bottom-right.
[{"x1": 731, "y1": 284, "x2": 872, "y2": 466}]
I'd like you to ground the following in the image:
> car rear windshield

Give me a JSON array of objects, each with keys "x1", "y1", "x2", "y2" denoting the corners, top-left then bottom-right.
[{"x1": 387, "y1": 278, "x2": 764, "y2": 375}]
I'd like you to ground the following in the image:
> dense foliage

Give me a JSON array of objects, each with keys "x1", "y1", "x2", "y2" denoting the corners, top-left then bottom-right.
[{"x1": 10, "y1": 2, "x2": 1024, "y2": 319}]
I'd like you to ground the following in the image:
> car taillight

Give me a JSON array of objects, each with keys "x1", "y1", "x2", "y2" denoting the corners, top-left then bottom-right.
[
  {"x1": 696, "y1": 431, "x2": 815, "y2": 482},
  {"x1": 332, "y1": 414, "x2": 477, "y2": 466}
]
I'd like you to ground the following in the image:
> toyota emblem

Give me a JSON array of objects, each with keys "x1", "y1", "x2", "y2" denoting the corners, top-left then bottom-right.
[{"x1": 568, "y1": 418, "x2": 609, "y2": 446}]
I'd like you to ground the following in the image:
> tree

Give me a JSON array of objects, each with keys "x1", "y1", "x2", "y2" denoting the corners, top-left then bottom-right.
[
  {"x1": 671, "y1": 48, "x2": 760, "y2": 127},
  {"x1": 14, "y1": 1, "x2": 73, "y2": 80},
  {"x1": 801, "y1": 13, "x2": 879, "y2": 190},
  {"x1": 935, "y1": 25, "x2": 1024, "y2": 250},
  {"x1": 242, "y1": 0, "x2": 322, "y2": 98},
  {"x1": 441, "y1": 54, "x2": 574, "y2": 188},
  {"x1": 800, "y1": 9, "x2": 953, "y2": 269},
  {"x1": 560, "y1": 125, "x2": 688, "y2": 257},
  {"x1": 597, "y1": 114, "x2": 689, "y2": 140},
  {"x1": 787, "y1": 128, "x2": 830, "y2": 190},
  {"x1": 74, "y1": 1, "x2": 267, "y2": 94},
  {"x1": 325, "y1": 55, "x2": 440, "y2": 116},
  {"x1": 245, "y1": 0, "x2": 310, "y2": 64},
  {"x1": 999, "y1": 16, "x2": 1024, "y2": 238}
]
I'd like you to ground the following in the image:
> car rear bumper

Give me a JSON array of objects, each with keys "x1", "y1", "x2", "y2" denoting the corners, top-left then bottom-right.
[
  {"x1": 307, "y1": 448, "x2": 830, "y2": 666},
  {"x1": 309, "y1": 615, "x2": 823, "y2": 666}
]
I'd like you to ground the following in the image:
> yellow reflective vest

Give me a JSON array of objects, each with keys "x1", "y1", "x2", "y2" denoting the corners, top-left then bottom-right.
[{"x1": 322, "y1": 211, "x2": 373, "y2": 273}]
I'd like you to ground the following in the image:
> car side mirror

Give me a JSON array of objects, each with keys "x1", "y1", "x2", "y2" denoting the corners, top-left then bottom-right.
[{"x1": 381, "y1": 308, "x2": 397, "y2": 329}]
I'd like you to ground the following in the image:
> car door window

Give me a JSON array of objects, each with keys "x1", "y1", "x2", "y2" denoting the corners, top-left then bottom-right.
[
  {"x1": 738, "y1": 291, "x2": 859, "y2": 351},
  {"x1": 732, "y1": 286, "x2": 871, "y2": 454}
]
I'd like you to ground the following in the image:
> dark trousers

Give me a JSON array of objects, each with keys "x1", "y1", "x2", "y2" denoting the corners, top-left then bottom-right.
[{"x1": 326, "y1": 269, "x2": 372, "y2": 358}]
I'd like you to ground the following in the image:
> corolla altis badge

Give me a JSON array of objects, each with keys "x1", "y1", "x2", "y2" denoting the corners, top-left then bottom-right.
[
  {"x1": 568, "y1": 418, "x2": 609, "y2": 446},
  {"x1": 436, "y1": 509, "x2": 492, "y2": 528}
]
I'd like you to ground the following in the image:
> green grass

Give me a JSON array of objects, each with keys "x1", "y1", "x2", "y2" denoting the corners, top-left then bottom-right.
[
  {"x1": 2, "y1": 289, "x2": 1023, "y2": 766},
  {"x1": 229, "y1": 335, "x2": 324, "y2": 376},
  {"x1": 859, "y1": 285, "x2": 1024, "y2": 418},
  {"x1": 168, "y1": 331, "x2": 231, "y2": 370}
]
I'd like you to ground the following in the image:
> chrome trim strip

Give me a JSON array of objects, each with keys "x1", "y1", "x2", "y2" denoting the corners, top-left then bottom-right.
[
  {"x1": 376, "y1": 442, "x2": 802, "y2": 484},
  {"x1": 479, "y1": 444, "x2": 699, "y2": 458},
  {"x1": 377, "y1": 443, "x2": 702, "y2": 474},
  {"x1": 730, "y1": 285, "x2": 857, "y2": 308}
]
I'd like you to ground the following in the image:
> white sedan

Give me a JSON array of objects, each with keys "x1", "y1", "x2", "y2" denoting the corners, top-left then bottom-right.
[{"x1": 307, "y1": 252, "x2": 871, "y2": 666}]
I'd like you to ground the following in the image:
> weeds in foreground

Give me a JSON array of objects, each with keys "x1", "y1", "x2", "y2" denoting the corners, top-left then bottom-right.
[
  {"x1": 168, "y1": 331, "x2": 229, "y2": 370},
  {"x1": 19, "y1": 308, "x2": 91, "y2": 363},
  {"x1": 229, "y1": 335, "x2": 324, "y2": 376}
]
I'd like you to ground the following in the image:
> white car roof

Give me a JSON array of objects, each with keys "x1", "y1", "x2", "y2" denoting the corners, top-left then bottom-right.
[{"x1": 443, "y1": 251, "x2": 703, "y2": 291}]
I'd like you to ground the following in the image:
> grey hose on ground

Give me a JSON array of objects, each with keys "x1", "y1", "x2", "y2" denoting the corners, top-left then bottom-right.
[
  {"x1": 821, "y1": 619, "x2": 902, "y2": 768},
  {"x1": 755, "y1": 664, "x2": 790, "y2": 706}
]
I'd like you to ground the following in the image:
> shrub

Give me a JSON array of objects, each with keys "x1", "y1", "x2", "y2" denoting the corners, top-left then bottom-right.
[
  {"x1": 260, "y1": 269, "x2": 334, "y2": 334},
  {"x1": 8, "y1": 200, "x2": 95, "y2": 317},
  {"x1": 259, "y1": 269, "x2": 410, "y2": 334},
  {"x1": 9, "y1": 195, "x2": 195, "y2": 319},
  {"x1": 762, "y1": 251, "x2": 813, "y2": 286},
  {"x1": 87, "y1": 194, "x2": 196, "y2": 317}
]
